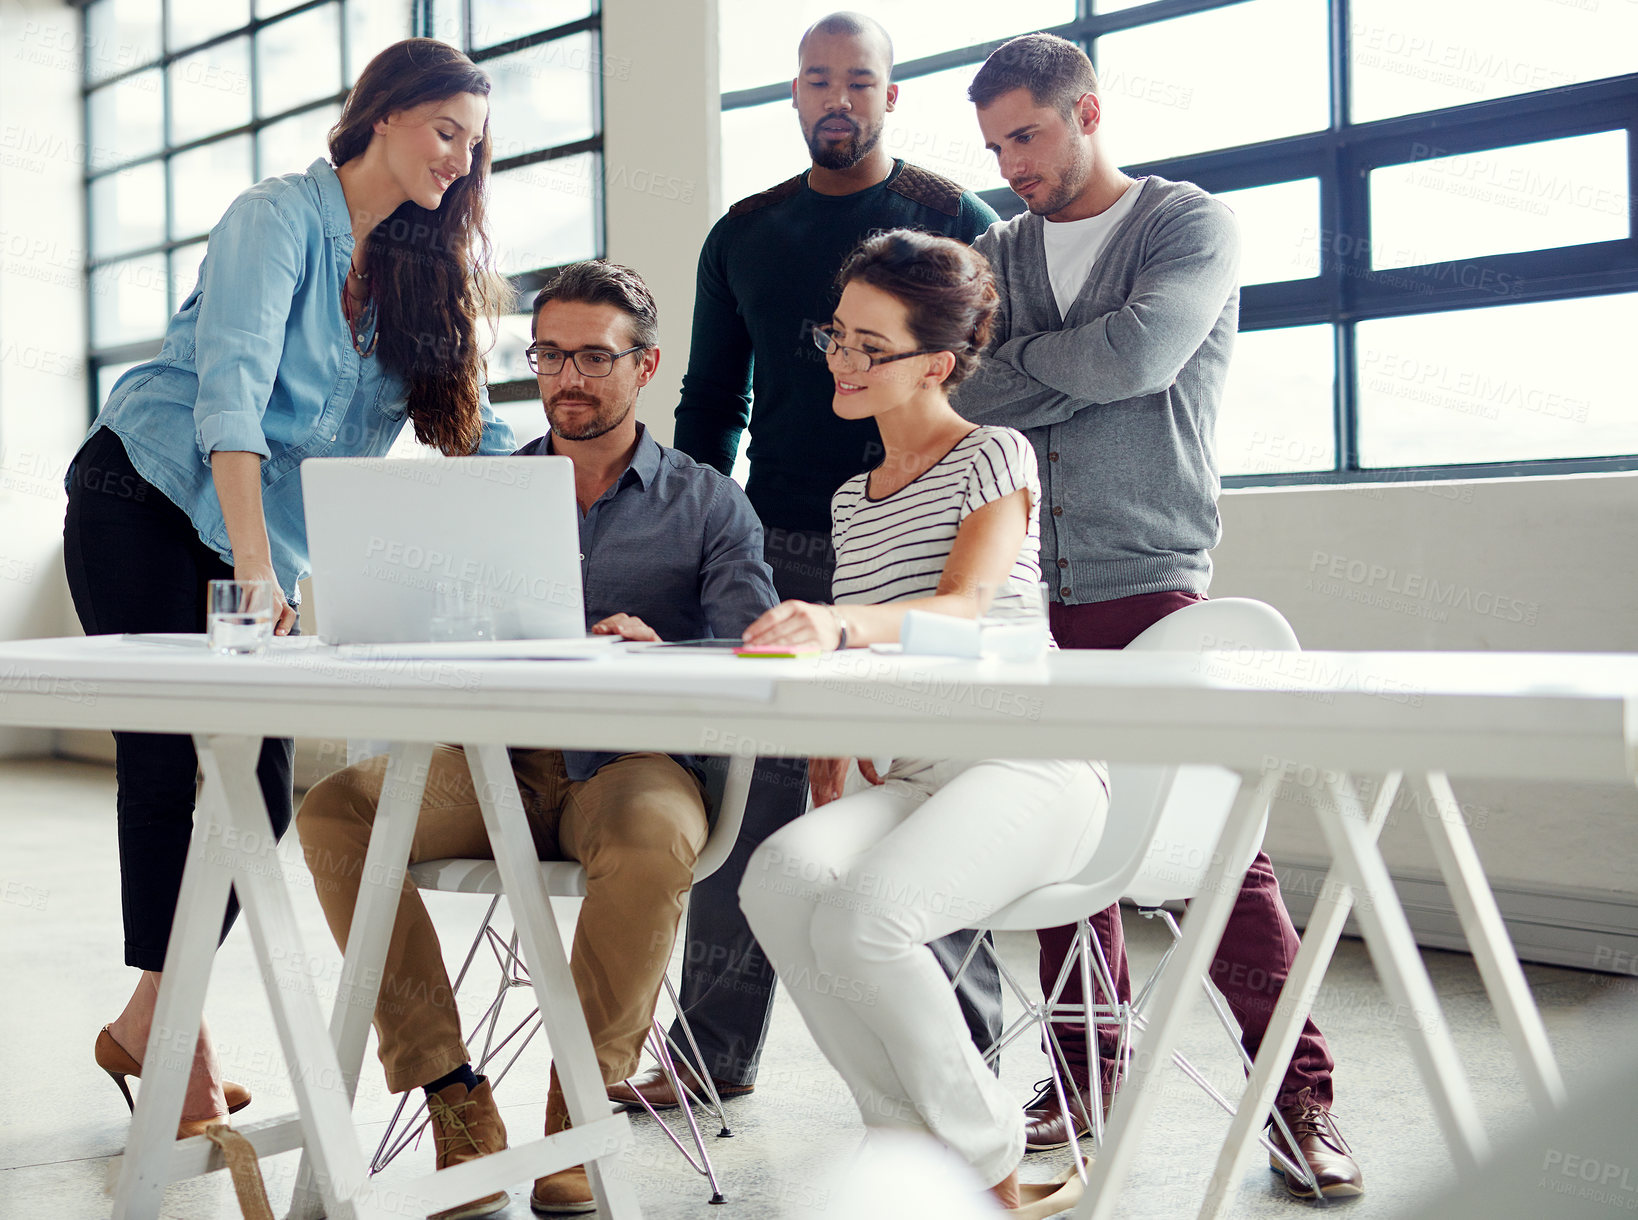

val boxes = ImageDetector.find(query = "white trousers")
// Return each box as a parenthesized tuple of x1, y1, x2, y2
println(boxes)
(739, 756, 1108, 1186)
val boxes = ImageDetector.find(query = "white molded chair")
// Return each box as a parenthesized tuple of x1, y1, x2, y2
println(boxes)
(952, 597, 1319, 1193)
(368, 751, 756, 1205)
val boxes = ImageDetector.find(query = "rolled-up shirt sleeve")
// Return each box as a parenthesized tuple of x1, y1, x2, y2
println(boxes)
(699, 479, 778, 635)
(192, 198, 303, 462)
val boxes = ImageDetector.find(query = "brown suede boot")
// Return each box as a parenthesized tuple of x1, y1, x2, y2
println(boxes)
(426, 1077, 510, 1220)
(530, 1084, 597, 1215)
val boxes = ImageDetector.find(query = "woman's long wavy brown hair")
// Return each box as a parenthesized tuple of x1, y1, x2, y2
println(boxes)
(329, 39, 509, 456)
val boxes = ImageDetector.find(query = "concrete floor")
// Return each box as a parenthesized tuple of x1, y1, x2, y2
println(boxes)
(2, 756, 1635, 1219)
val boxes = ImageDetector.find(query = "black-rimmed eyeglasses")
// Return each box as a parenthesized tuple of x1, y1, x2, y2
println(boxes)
(810, 324, 940, 374)
(526, 344, 645, 377)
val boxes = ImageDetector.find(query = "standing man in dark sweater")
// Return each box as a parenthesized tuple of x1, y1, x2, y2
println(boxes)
(956, 34, 1364, 1199)
(675, 16, 998, 579)
(607, 12, 1003, 1112)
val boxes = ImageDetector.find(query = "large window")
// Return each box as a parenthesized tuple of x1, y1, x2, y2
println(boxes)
(719, 0, 1638, 485)
(82, 0, 411, 414)
(80, 0, 605, 428)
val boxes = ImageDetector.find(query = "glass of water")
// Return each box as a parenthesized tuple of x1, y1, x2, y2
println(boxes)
(207, 580, 276, 656)
(429, 582, 496, 643)
(976, 580, 1051, 661)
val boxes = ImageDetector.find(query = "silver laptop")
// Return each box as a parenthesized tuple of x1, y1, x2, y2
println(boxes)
(301, 456, 585, 645)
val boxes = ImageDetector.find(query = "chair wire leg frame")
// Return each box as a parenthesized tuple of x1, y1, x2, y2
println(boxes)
(620, 986, 729, 1205)
(370, 905, 543, 1172)
(952, 915, 1319, 1198)
(655, 974, 733, 1138)
(951, 923, 1124, 1186)
(369, 904, 729, 1203)
(1130, 907, 1323, 1200)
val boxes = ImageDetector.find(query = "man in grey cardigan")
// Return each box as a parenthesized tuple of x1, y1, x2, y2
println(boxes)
(955, 33, 1364, 1199)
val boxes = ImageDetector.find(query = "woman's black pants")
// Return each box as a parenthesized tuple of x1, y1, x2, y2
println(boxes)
(63, 427, 294, 971)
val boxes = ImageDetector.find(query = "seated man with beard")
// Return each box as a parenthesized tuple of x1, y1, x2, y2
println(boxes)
(297, 260, 777, 1218)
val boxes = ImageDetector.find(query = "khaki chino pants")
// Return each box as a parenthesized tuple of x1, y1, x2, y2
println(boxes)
(297, 746, 707, 1093)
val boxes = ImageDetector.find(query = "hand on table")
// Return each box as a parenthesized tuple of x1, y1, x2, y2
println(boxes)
(743, 600, 842, 653)
(592, 613, 660, 642)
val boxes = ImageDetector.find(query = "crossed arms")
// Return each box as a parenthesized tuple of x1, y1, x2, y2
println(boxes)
(955, 196, 1240, 430)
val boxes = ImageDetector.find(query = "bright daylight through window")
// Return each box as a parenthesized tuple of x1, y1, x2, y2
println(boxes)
(718, 0, 1638, 485)
(80, 0, 606, 440)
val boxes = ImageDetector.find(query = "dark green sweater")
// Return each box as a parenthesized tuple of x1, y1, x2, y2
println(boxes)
(673, 160, 998, 533)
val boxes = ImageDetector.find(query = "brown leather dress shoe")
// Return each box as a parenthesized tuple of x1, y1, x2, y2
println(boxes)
(1023, 1078, 1109, 1151)
(427, 1077, 510, 1220)
(1267, 1088, 1364, 1199)
(605, 1063, 754, 1111)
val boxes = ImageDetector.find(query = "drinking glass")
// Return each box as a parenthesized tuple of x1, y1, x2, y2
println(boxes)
(429, 582, 496, 643)
(207, 580, 275, 656)
(976, 580, 1051, 661)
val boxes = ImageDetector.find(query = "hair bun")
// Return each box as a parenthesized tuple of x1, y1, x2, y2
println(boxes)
(837, 229, 998, 391)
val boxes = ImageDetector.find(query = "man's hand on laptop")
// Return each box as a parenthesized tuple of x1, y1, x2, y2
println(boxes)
(591, 613, 660, 643)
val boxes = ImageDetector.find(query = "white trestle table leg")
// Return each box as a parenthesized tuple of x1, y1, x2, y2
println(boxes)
(1197, 771, 1400, 1219)
(462, 743, 641, 1220)
(115, 735, 374, 1219)
(1308, 769, 1489, 1169)
(202, 734, 371, 1220)
(1073, 767, 1283, 1220)
(1413, 772, 1566, 1116)
(289, 742, 434, 1220)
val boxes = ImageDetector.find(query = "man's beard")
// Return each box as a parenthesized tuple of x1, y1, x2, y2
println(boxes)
(545, 391, 633, 441)
(1022, 144, 1094, 217)
(806, 114, 883, 171)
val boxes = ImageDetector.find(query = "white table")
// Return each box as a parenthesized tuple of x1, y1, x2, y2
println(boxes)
(1, 635, 1634, 1219)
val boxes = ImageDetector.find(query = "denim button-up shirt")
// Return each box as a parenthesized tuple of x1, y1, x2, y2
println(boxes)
(514, 424, 778, 780)
(78, 158, 515, 601)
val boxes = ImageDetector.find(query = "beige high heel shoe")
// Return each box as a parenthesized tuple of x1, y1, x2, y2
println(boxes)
(990, 1165, 1085, 1220)
(95, 1025, 249, 1138)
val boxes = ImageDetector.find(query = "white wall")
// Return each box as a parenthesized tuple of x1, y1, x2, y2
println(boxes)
(0, 1, 92, 756)
(1216, 475, 1638, 902)
(601, 0, 720, 448)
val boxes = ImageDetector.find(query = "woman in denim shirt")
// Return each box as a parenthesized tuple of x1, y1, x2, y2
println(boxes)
(68, 39, 517, 1135)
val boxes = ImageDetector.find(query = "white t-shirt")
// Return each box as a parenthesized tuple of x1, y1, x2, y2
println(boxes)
(1041, 179, 1143, 318)
(830, 425, 1042, 614)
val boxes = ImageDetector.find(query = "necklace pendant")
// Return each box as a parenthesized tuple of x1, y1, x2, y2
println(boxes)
(343, 282, 379, 358)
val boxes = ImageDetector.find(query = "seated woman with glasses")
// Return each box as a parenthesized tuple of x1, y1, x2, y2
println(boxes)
(737, 229, 1108, 1217)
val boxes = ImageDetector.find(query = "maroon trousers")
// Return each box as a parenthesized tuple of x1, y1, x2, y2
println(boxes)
(1042, 591, 1334, 1110)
